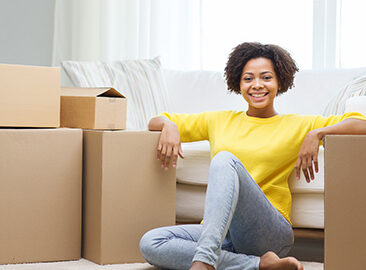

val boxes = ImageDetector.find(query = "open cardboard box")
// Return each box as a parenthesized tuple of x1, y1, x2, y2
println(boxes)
(61, 87, 127, 130)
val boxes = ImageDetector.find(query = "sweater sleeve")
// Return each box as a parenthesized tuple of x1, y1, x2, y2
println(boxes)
(311, 112, 366, 130)
(158, 111, 214, 142)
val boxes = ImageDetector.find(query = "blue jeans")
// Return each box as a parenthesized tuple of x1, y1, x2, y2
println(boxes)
(140, 151, 293, 270)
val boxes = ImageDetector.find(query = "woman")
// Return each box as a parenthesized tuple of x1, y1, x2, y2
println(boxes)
(140, 42, 366, 270)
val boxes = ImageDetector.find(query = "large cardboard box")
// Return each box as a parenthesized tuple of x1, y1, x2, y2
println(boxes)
(83, 130, 176, 264)
(0, 128, 82, 264)
(0, 64, 60, 127)
(61, 87, 127, 130)
(324, 135, 366, 270)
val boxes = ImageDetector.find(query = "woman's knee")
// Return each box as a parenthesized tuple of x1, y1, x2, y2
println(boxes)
(139, 227, 165, 263)
(277, 227, 294, 257)
(140, 225, 199, 267)
(211, 151, 238, 168)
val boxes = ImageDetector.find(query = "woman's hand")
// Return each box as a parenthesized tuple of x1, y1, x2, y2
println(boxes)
(157, 121, 184, 170)
(295, 130, 322, 182)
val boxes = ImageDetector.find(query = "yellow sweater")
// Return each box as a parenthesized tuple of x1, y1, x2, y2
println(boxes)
(161, 111, 366, 223)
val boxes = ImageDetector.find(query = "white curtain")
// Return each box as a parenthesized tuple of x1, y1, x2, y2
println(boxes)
(52, 0, 202, 70)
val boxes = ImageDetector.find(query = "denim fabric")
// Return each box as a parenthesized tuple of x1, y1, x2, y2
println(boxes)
(140, 151, 293, 270)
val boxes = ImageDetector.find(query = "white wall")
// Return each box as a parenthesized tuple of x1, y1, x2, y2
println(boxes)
(0, 0, 55, 66)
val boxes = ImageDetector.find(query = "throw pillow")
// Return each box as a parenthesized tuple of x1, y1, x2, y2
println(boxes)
(323, 72, 366, 116)
(61, 57, 171, 130)
(345, 96, 366, 116)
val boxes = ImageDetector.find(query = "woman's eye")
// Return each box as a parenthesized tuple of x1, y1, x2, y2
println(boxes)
(263, 76, 272, 80)
(244, 77, 252, 81)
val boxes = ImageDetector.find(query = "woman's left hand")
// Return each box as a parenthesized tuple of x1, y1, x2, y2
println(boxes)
(295, 130, 322, 182)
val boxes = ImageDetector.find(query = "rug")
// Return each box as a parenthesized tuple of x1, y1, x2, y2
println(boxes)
(0, 259, 323, 270)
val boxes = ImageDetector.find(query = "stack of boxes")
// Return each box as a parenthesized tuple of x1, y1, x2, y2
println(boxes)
(0, 64, 176, 265)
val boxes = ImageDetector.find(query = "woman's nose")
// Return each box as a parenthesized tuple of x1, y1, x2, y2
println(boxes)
(252, 79, 263, 89)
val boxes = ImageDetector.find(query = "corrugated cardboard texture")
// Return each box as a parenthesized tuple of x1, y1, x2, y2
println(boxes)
(61, 87, 126, 130)
(0, 64, 60, 127)
(83, 131, 176, 264)
(0, 128, 82, 264)
(324, 135, 366, 270)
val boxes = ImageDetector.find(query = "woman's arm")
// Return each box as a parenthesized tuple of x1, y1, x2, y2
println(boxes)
(148, 116, 172, 131)
(148, 116, 184, 170)
(296, 118, 366, 182)
(316, 118, 366, 138)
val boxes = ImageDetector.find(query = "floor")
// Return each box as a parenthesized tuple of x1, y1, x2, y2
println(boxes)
(0, 259, 323, 270)
(0, 235, 324, 270)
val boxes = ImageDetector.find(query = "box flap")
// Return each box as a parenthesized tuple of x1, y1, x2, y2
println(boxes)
(61, 87, 125, 98)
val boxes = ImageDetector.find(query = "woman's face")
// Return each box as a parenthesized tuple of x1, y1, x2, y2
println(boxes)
(240, 57, 279, 117)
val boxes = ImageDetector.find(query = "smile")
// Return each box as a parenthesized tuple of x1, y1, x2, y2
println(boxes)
(249, 92, 269, 97)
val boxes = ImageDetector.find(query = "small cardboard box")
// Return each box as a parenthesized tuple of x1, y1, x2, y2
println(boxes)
(0, 64, 60, 127)
(83, 130, 176, 264)
(61, 87, 127, 130)
(324, 135, 366, 270)
(0, 128, 82, 264)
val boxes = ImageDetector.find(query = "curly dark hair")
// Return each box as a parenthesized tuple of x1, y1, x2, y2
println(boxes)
(224, 42, 299, 95)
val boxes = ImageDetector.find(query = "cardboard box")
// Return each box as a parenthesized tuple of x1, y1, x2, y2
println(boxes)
(324, 135, 366, 270)
(0, 64, 60, 127)
(0, 128, 82, 264)
(61, 87, 127, 130)
(83, 130, 176, 264)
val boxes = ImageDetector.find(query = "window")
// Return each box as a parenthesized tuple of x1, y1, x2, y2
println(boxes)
(338, 0, 366, 68)
(199, 0, 365, 71)
(201, 0, 313, 71)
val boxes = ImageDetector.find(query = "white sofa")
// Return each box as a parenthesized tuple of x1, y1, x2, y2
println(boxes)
(163, 67, 366, 229)
(61, 60, 366, 230)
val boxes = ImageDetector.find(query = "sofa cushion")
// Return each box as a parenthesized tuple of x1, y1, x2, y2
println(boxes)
(178, 141, 325, 195)
(164, 68, 366, 116)
(177, 141, 210, 186)
(163, 69, 246, 114)
(176, 142, 325, 227)
(176, 182, 206, 223)
(176, 181, 324, 228)
(291, 193, 324, 228)
(61, 57, 170, 130)
(276, 68, 366, 115)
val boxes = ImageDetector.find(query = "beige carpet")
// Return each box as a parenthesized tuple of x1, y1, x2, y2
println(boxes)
(0, 259, 323, 270)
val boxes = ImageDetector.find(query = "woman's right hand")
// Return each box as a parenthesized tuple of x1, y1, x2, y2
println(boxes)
(158, 121, 184, 170)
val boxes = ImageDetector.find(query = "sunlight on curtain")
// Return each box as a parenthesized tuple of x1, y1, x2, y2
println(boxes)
(200, 0, 313, 71)
(52, 0, 201, 70)
(54, 0, 366, 71)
